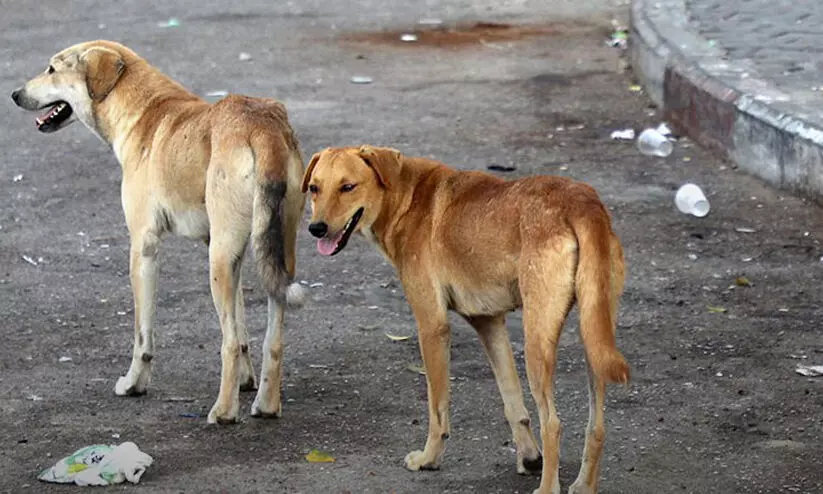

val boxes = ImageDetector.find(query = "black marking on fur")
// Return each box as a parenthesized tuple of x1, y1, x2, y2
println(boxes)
(254, 181, 289, 302)
(141, 353, 154, 363)
(240, 344, 249, 354)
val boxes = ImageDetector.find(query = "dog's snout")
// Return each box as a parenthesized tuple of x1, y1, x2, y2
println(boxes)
(11, 89, 21, 105)
(308, 222, 328, 238)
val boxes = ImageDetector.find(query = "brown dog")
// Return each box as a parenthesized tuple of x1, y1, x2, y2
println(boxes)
(11, 40, 307, 424)
(302, 146, 629, 494)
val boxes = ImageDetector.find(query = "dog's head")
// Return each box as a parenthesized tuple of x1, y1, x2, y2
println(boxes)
(11, 40, 126, 133)
(302, 146, 402, 256)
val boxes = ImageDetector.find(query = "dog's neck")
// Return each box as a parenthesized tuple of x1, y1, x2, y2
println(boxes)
(91, 57, 203, 164)
(367, 157, 448, 265)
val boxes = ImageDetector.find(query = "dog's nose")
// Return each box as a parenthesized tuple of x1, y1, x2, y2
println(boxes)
(308, 222, 328, 238)
(11, 89, 21, 104)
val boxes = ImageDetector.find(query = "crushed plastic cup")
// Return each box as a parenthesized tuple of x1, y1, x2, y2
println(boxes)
(675, 183, 710, 217)
(637, 128, 673, 157)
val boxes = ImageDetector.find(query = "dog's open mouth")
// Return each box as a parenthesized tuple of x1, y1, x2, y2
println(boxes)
(36, 101, 73, 133)
(317, 207, 364, 256)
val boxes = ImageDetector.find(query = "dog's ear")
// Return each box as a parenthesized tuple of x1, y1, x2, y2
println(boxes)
(358, 146, 401, 189)
(82, 47, 125, 101)
(301, 152, 322, 193)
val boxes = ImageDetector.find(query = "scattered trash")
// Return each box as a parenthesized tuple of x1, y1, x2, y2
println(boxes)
(350, 76, 373, 84)
(385, 333, 411, 342)
(418, 18, 443, 26)
(688, 253, 698, 260)
(205, 90, 229, 98)
(309, 282, 324, 288)
(400, 33, 418, 42)
(778, 308, 789, 313)
(38, 442, 153, 486)
(628, 84, 642, 92)
(164, 396, 195, 403)
(58, 356, 72, 363)
(610, 129, 635, 140)
(238, 52, 253, 62)
(487, 164, 517, 172)
(735, 227, 757, 234)
(607, 28, 628, 49)
(308, 364, 330, 369)
(675, 184, 710, 218)
(795, 364, 823, 377)
(178, 412, 201, 418)
(305, 449, 335, 463)
(734, 276, 752, 287)
(707, 306, 727, 314)
(157, 18, 180, 28)
(637, 128, 673, 157)
(367, 305, 379, 310)
(682, 157, 692, 162)
(715, 371, 723, 377)
(406, 363, 426, 375)
(111, 433, 120, 439)
(21, 255, 38, 267)
(656, 123, 672, 137)
(13, 174, 23, 182)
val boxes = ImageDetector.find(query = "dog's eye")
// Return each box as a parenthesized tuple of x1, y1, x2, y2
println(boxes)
(47, 65, 55, 74)
(340, 183, 357, 193)
(308, 184, 319, 194)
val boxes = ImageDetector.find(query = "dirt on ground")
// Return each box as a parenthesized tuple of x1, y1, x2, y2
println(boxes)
(1, 1, 822, 493)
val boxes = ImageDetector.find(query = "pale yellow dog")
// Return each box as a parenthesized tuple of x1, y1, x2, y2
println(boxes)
(12, 40, 307, 424)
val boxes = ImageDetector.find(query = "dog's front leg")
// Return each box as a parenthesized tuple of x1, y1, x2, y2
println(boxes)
(115, 233, 160, 396)
(403, 282, 451, 471)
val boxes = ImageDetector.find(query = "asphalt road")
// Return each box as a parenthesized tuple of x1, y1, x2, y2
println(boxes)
(1, 1, 822, 493)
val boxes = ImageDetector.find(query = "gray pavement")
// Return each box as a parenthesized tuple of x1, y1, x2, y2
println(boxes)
(2, 1, 823, 493)
(631, 0, 823, 203)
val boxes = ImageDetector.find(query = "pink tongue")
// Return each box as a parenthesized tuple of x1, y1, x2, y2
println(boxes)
(317, 230, 345, 256)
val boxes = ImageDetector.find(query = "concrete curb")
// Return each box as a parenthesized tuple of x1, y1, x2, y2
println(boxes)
(630, 0, 823, 202)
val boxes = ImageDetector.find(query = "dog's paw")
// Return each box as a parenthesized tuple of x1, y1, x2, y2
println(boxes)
(404, 450, 441, 471)
(568, 482, 595, 494)
(114, 375, 147, 396)
(250, 396, 282, 419)
(207, 403, 240, 425)
(517, 452, 543, 475)
(239, 375, 258, 392)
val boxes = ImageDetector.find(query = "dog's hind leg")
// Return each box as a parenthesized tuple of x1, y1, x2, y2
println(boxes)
(569, 233, 625, 494)
(206, 228, 249, 424)
(519, 237, 577, 494)
(235, 273, 258, 392)
(568, 366, 606, 494)
(115, 231, 161, 396)
(205, 157, 253, 425)
(465, 314, 542, 474)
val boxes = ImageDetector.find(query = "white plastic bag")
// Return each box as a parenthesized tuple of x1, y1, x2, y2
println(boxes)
(38, 442, 153, 486)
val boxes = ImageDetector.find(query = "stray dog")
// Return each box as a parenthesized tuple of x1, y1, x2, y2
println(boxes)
(302, 146, 629, 494)
(12, 40, 307, 424)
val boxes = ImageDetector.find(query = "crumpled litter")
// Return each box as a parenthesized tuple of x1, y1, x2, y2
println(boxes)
(38, 442, 153, 486)
(795, 364, 823, 377)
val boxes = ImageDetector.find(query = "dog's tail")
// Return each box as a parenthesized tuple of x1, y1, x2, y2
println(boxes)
(250, 132, 307, 309)
(570, 201, 629, 384)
